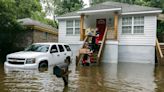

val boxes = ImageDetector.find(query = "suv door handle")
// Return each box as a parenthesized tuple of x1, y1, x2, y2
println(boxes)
(57, 54, 60, 56)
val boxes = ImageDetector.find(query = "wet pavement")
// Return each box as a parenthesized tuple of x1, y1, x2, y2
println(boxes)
(0, 60, 164, 92)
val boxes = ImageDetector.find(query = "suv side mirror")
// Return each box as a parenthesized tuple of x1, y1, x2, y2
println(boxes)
(50, 49, 57, 53)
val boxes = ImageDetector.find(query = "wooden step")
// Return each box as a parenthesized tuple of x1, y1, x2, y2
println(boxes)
(160, 45, 164, 54)
(160, 45, 164, 48)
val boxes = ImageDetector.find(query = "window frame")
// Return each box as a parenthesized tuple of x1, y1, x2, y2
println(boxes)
(133, 16, 144, 34)
(74, 20, 80, 35)
(58, 45, 65, 52)
(66, 20, 74, 35)
(64, 45, 71, 51)
(122, 16, 144, 35)
(50, 45, 58, 53)
(66, 19, 80, 36)
(122, 16, 132, 34)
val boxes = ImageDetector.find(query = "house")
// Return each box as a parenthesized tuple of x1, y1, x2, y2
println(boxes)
(15, 18, 58, 50)
(57, 1, 162, 64)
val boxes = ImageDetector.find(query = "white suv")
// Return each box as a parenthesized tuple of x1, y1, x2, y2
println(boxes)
(4, 43, 73, 69)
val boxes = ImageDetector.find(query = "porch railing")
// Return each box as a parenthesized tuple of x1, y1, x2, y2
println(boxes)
(76, 36, 89, 66)
(156, 38, 163, 65)
(97, 26, 108, 64)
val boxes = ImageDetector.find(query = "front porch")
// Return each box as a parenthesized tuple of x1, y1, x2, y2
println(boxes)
(79, 11, 119, 41)
(76, 10, 120, 65)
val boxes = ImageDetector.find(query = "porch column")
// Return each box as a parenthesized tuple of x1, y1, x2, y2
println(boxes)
(114, 12, 118, 40)
(80, 14, 85, 41)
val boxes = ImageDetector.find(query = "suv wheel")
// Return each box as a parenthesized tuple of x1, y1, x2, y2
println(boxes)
(65, 57, 71, 65)
(39, 61, 48, 72)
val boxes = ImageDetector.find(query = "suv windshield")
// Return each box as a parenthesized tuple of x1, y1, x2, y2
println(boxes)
(24, 44, 50, 52)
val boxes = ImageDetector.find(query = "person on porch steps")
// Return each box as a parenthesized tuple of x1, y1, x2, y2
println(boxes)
(95, 31, 100, 51)
(82, 42, 92, 66)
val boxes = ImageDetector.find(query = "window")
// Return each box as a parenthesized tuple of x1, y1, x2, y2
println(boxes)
(66, 20, 80, 35)
(66, 20, 73, 35)
(122, 16, 144, 34)
(64, 45, 71, 51)
(58, 45, 65, 52)
(134, 16, 144, 34)
(75, 20, 80, 35)
(50, 45, 58, 53)
(122, 17, 132, 34)
(25, 44, 49, 52)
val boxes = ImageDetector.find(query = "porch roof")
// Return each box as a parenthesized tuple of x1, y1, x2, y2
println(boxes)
(57, 1, 162, 19)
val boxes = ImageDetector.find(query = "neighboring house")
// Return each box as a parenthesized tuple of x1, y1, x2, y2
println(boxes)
(57, 1, 162, 64)
(15, 18, 58, 50)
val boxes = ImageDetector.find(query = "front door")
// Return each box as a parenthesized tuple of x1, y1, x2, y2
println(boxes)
(96, 19, 106, 40)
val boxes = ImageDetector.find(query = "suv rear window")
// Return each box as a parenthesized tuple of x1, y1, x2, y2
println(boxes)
(58, 45, 65, 52)
(64, 45, 71, 51)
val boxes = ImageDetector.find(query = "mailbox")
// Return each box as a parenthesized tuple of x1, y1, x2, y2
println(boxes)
(53, 63, 69, 78)
(53, 62, 70, 86)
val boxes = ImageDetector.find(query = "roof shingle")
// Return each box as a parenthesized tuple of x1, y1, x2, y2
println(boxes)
(59, 1, 162, 17)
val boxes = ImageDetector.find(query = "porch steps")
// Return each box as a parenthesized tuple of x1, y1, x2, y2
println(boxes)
(76, 27, 108, 66)
(156, 38, 164, 65)
(160, 45, 164, 52)
(90, 53, 98, 63)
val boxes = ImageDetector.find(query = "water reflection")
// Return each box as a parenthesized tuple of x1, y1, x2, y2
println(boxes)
(154, 65, 164, 92)
(1, 62, 164, 92)
(76, 63, 156, 92)
(116, 63, 155, 92)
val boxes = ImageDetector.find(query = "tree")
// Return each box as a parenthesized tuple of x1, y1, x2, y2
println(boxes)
(40, 0, 55, 18)
(0, 0, 58, 60)
(0, 0, 24, 58)
(15, 0, 42, 19)
(0, 0, 20, 31)
(52, 0, 84, 15)
(14, 0, 57, 28)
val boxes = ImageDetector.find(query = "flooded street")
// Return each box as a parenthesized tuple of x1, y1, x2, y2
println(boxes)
(0, 60, 164, 92)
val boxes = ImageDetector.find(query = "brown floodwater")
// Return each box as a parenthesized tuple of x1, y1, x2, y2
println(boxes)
(1, 60, 164, 92)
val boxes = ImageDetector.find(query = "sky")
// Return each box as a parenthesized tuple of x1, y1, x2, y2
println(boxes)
(83, 0, 90, 8)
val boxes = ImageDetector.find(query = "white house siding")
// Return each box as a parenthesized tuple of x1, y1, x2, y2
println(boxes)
(69, 44, 82, 60)
(118, 15, 157, 64)
(58, 19, 83, 60)
(102, 41, 118, 63)
(118, 45, 155, 64)
(118, 15, 157, 46)
(58, 19, 82, 44)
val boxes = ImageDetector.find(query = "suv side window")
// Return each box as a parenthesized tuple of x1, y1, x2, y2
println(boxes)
(58, 45, 65, 52)
(50, 45, 58, 53)
(64, 45, 71, 51)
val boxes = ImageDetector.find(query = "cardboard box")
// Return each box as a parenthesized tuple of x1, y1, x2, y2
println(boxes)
(79, 48, 91, 54)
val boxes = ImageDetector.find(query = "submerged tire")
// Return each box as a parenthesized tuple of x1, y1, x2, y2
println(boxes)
(38, 61, 48, 71)
(65, 57, 71, 65)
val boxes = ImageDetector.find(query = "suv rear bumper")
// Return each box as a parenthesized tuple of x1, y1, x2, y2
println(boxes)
(4, 62, 38, 69)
